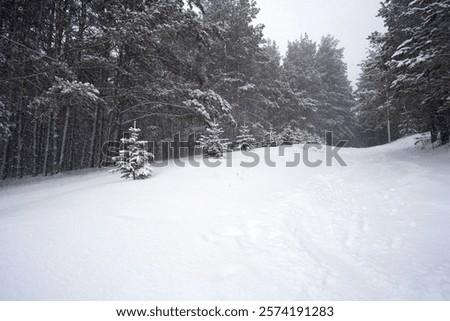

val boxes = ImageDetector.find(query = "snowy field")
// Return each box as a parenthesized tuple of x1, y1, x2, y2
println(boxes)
(1, 134, 450, 300)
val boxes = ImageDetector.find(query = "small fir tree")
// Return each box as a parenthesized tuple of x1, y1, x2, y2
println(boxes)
(262, 125, 279, 147)
(197, 119, 230, 158)
(279, 125, 298, 145)
(114, 125, 153, 180)
(293, 128, 323, 144)
(235, 124, 256, 150)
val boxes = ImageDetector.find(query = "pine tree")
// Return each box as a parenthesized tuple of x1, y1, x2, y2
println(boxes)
(354, 36, 390, 146)
(115, 125, 153, 180)
(315, 35, 357, 141)
(235, 124, 256, 150)
(376, 0, 450, 144)
(201, 0, 266, 125)
(197, 119, 230, 158)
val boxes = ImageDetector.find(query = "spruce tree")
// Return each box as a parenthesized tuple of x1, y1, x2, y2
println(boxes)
(115, 125, 153, 180)
(235, 124, 256, 150)
(315, 35, 357, 141)
(197, 119, 230, 158)
(294, 128, 323, 144)
(279, 125, 298, 145)
(354, 37, 389, 146)
(381, 0, 450, 144)
(262, 125, 279, 147)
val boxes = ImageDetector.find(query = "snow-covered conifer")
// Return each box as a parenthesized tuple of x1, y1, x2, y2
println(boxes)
(197, 119, 229, 158)
(235, 124, 256, 150)
(262, 125, 279, 147)
(279, 125, 298, 145)
(114, 125, 153, 180)
(294, 128, 323, 144)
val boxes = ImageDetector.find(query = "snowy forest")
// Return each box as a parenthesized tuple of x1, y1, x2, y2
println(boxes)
(0, 0, 449, 179)
(355, 0, 450, 146)
(1, 0, 450, 304)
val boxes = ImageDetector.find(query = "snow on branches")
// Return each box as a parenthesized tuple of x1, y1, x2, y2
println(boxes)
(113, 125, 154, 180)
(184, 89, 236, 126)
(197, 119, 230, 158)
(235, 124, 256, 151)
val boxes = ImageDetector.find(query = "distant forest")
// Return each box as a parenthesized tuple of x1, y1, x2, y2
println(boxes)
(0, 0, 448, 179)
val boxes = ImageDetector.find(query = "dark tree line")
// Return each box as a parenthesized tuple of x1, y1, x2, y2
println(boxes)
(0, 0, 357, 179)
(355, 0, 450, 146)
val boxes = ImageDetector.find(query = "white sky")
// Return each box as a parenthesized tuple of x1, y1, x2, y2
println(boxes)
(254, 0, 386, 86)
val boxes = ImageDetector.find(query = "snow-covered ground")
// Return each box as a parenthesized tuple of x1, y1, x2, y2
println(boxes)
(1, 134, 449, 300)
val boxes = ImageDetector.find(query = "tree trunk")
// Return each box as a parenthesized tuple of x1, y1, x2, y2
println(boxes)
(54, 0, 64, 57)
(51, 111, 58, 174)
(16, 112, 23, 178)
(16, 86, 24, 178)
(67, 107, 77, 171)
(112, 47, 123, 141)
(77, 0, 87, 63)
(38, 121, 45, 174)
(89, 104, 99, 167)
(80, 138, 87, 168)
(1, 136, 11, 180)
(32, 107, 39, 176)
(96, 108, 104, 167)
(43, 112, 53, 176)
(59, 105, 70, 171)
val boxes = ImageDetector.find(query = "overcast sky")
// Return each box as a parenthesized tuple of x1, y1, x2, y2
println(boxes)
(254, 0, 386, 87)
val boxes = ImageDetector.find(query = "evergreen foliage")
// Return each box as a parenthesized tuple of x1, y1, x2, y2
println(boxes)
(355, 0, 450, 145)
(197, 119, 229, 158)
(1, 0, 362, 179)
(278, 125, 298, 145)
(114, 126, 153, 180)
(262, 125, 279, 147)
(235, 124, 256, 150)
(280, 34, 357, 141)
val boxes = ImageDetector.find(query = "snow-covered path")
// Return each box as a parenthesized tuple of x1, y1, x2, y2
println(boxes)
(1, 135, 450, 300)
